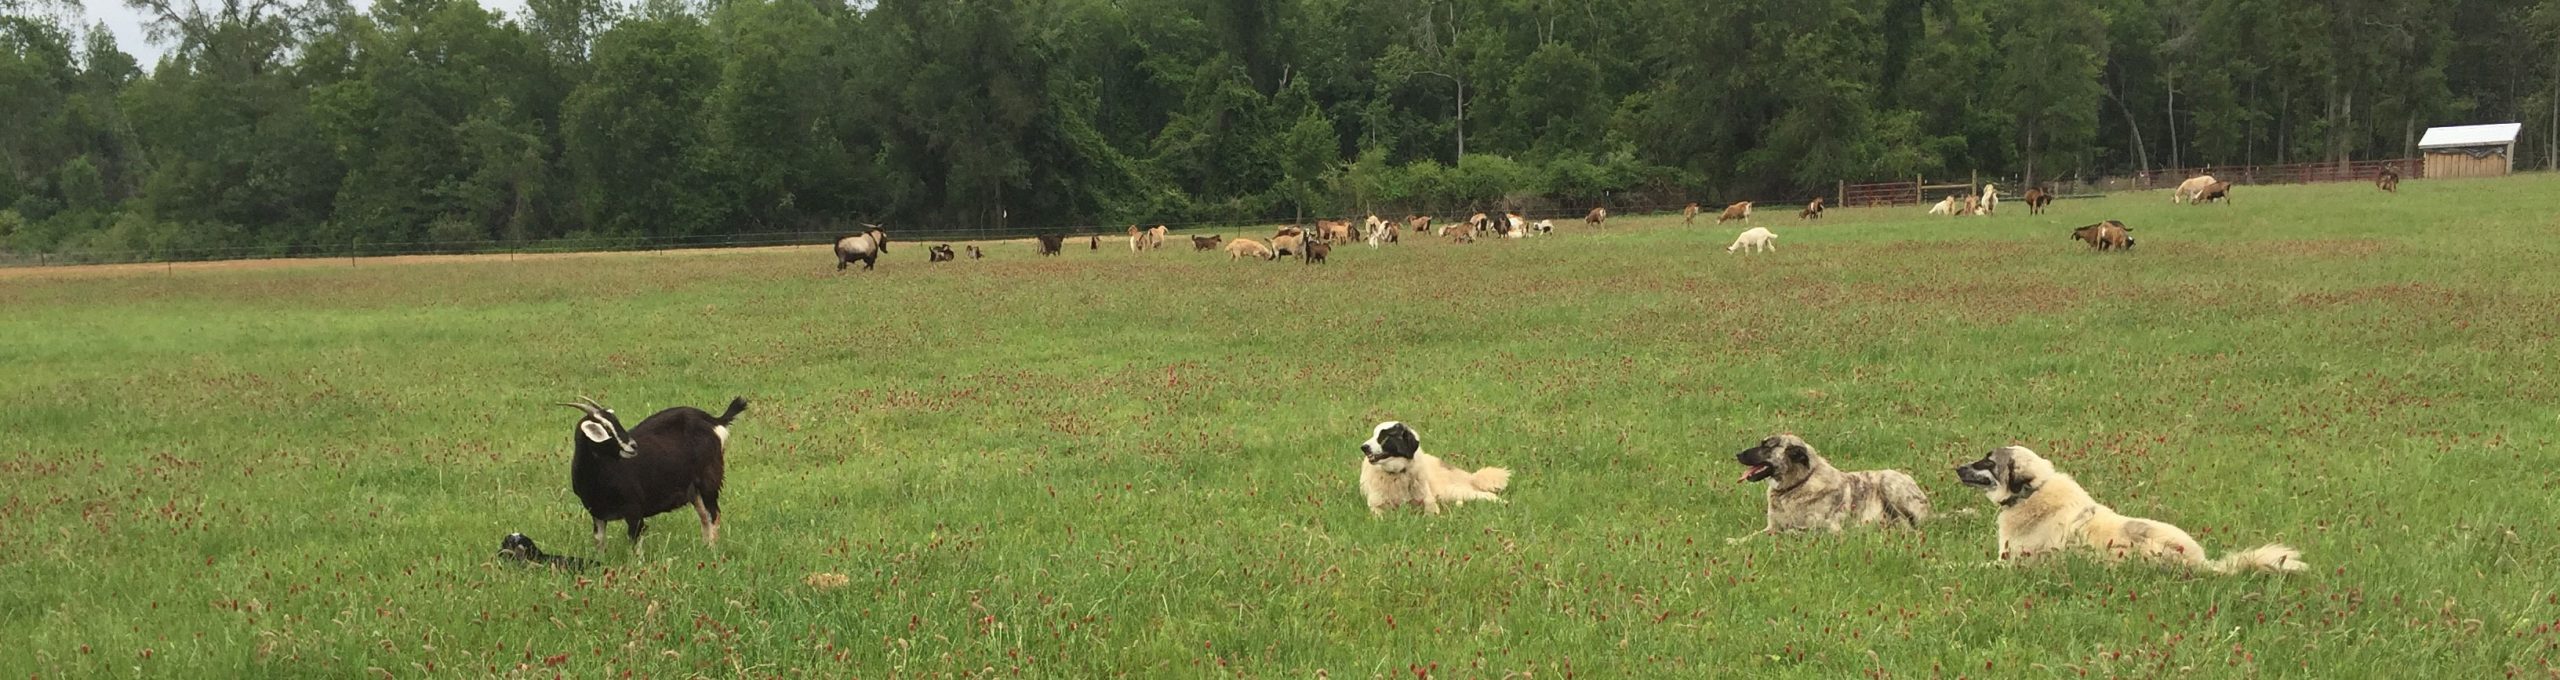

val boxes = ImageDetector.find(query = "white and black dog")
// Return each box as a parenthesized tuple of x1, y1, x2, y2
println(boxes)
(1357, 421, 1512, 515)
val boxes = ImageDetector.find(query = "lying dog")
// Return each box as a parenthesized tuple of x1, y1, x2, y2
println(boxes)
(1730, 434, 1928, 541)
(1358, 421, 1510, 515)
(1955, 446, 2305, 573)
(498, 533, 597, 571)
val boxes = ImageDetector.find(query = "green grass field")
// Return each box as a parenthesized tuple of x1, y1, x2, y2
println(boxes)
(5, 176, 2560, 678)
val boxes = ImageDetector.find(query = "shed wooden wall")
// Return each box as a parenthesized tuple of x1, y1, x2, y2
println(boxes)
(2423, 147, 2512, 178)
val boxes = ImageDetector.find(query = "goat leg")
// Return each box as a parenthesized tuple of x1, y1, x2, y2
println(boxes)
(692, 497, 720, 545)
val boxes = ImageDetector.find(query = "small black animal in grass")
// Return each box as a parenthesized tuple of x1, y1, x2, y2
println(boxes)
(498, 533, 598, 571)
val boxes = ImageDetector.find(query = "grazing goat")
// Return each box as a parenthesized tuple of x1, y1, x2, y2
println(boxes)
(1191, 234, 1224, 251)
(928, 244, 955, 262)
(1317, 220, 1355, 245)
(833, 226, 888, 271)
(966, 245, 984, 259)
(2071, 220, 2132, 251)
(1226, 237, 1276, 260)
(1727, 227, 1776, 253)
(1035, 233, 1065, 256)
(1272, 232, 1306, 257)
(2375, 166, 2401, 193)
(561, 396, 746, 555)
(1127, 225, 1167, 251)
(2193, 181, 2232, 205)
(1684, 202, 1702, 225)
(2173, 175, 2219, 204)
(1366, 222, 1398, 248)
(2023, 187, 2053, 214)
(1717, 201, 1753, 224)
(1504, 212, 1528, 238)
(1533, 219, 1554, 236)
(1585, 206, 1608, 227)
(1406, 215, 1432, 236)
(1799, 197, 1825, 219)
(1304, 239, 1331, 264)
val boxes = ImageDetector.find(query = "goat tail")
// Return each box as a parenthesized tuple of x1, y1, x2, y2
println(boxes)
(715, 397, 749, 425)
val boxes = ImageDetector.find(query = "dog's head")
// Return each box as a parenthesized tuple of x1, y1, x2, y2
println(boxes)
(1360, 421, 1422, 473)
(1734, 434, 1820, 485)
(1955, 445, 2053, 503)
(498, 532, 539, 560)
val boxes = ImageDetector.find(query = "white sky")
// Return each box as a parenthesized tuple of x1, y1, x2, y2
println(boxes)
(62, 0, 531, 67)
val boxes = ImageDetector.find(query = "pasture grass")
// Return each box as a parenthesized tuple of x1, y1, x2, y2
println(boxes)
(4, 176, 2560, 677)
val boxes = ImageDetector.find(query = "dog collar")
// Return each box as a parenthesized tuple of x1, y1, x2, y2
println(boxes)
(1769, 475, 1810, 495)
(1997, 484, 2038, 507)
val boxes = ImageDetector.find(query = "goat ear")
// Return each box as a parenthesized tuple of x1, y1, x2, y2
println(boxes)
(579, 420, 614, 444)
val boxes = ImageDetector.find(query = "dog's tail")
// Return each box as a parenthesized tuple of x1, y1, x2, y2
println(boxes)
(2208, 544, 2307, 574)
(1469, 467, 1512, 493)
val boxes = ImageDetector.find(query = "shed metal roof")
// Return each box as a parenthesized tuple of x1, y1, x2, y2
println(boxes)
(2418, 123, 2521, 149)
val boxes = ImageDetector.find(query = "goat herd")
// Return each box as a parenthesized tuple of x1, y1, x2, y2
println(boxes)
(825, 167, 2406, 270)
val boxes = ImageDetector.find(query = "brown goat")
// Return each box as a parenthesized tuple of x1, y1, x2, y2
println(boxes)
(2023, 187, 2053, 214)
(2375, 167, 2400, 193)
(1316, 219, 1355, 245)
(2070, 220, 2132, 251)
(1585, 206, 1608, 227)
(1798, 197, 1825, 220)
(1716, 201, 1753, 224)
(2193, 181, 2232, 205)
(1303, 239, 1331, 264)
(1191, 234, 1224, 251)
(1683, 202, 1701, 225)
(1036, 233, 1065, 256)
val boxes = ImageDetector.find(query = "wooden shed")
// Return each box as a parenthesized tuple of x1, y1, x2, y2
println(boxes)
(2417, 123, 2520, 179)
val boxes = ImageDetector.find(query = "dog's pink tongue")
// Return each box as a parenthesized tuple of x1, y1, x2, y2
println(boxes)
(1738, 464, 1768, 483)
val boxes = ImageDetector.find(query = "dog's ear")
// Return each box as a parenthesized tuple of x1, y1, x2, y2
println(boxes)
(1382, 424, 1420, 458)
(1785, 444, 1810, 464)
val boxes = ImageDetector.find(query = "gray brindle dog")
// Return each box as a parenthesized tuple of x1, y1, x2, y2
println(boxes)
(1730, 434, 1931, 542)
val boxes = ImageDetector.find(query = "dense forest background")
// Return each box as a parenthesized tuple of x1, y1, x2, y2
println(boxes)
(4, 0, 2556, 255)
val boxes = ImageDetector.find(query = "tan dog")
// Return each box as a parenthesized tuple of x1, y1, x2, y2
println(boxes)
(1225, 237, 1275, 260)
(1955, 446, 2306, 573)
(1730, 434, 1928, 542)
(1357, 422, 1510, 515)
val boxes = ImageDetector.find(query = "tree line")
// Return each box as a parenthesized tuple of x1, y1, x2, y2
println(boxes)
(3, 0, 2555, 257)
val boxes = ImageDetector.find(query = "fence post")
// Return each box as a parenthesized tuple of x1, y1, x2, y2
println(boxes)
(1913, 175, 1922, 205)
(1836, 180, 1845, 209)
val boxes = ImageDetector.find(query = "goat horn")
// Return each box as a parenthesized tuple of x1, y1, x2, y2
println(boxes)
(558, 397, 605, 416)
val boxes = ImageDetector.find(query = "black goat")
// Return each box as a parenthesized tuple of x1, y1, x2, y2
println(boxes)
(560, 396, 746, 555)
